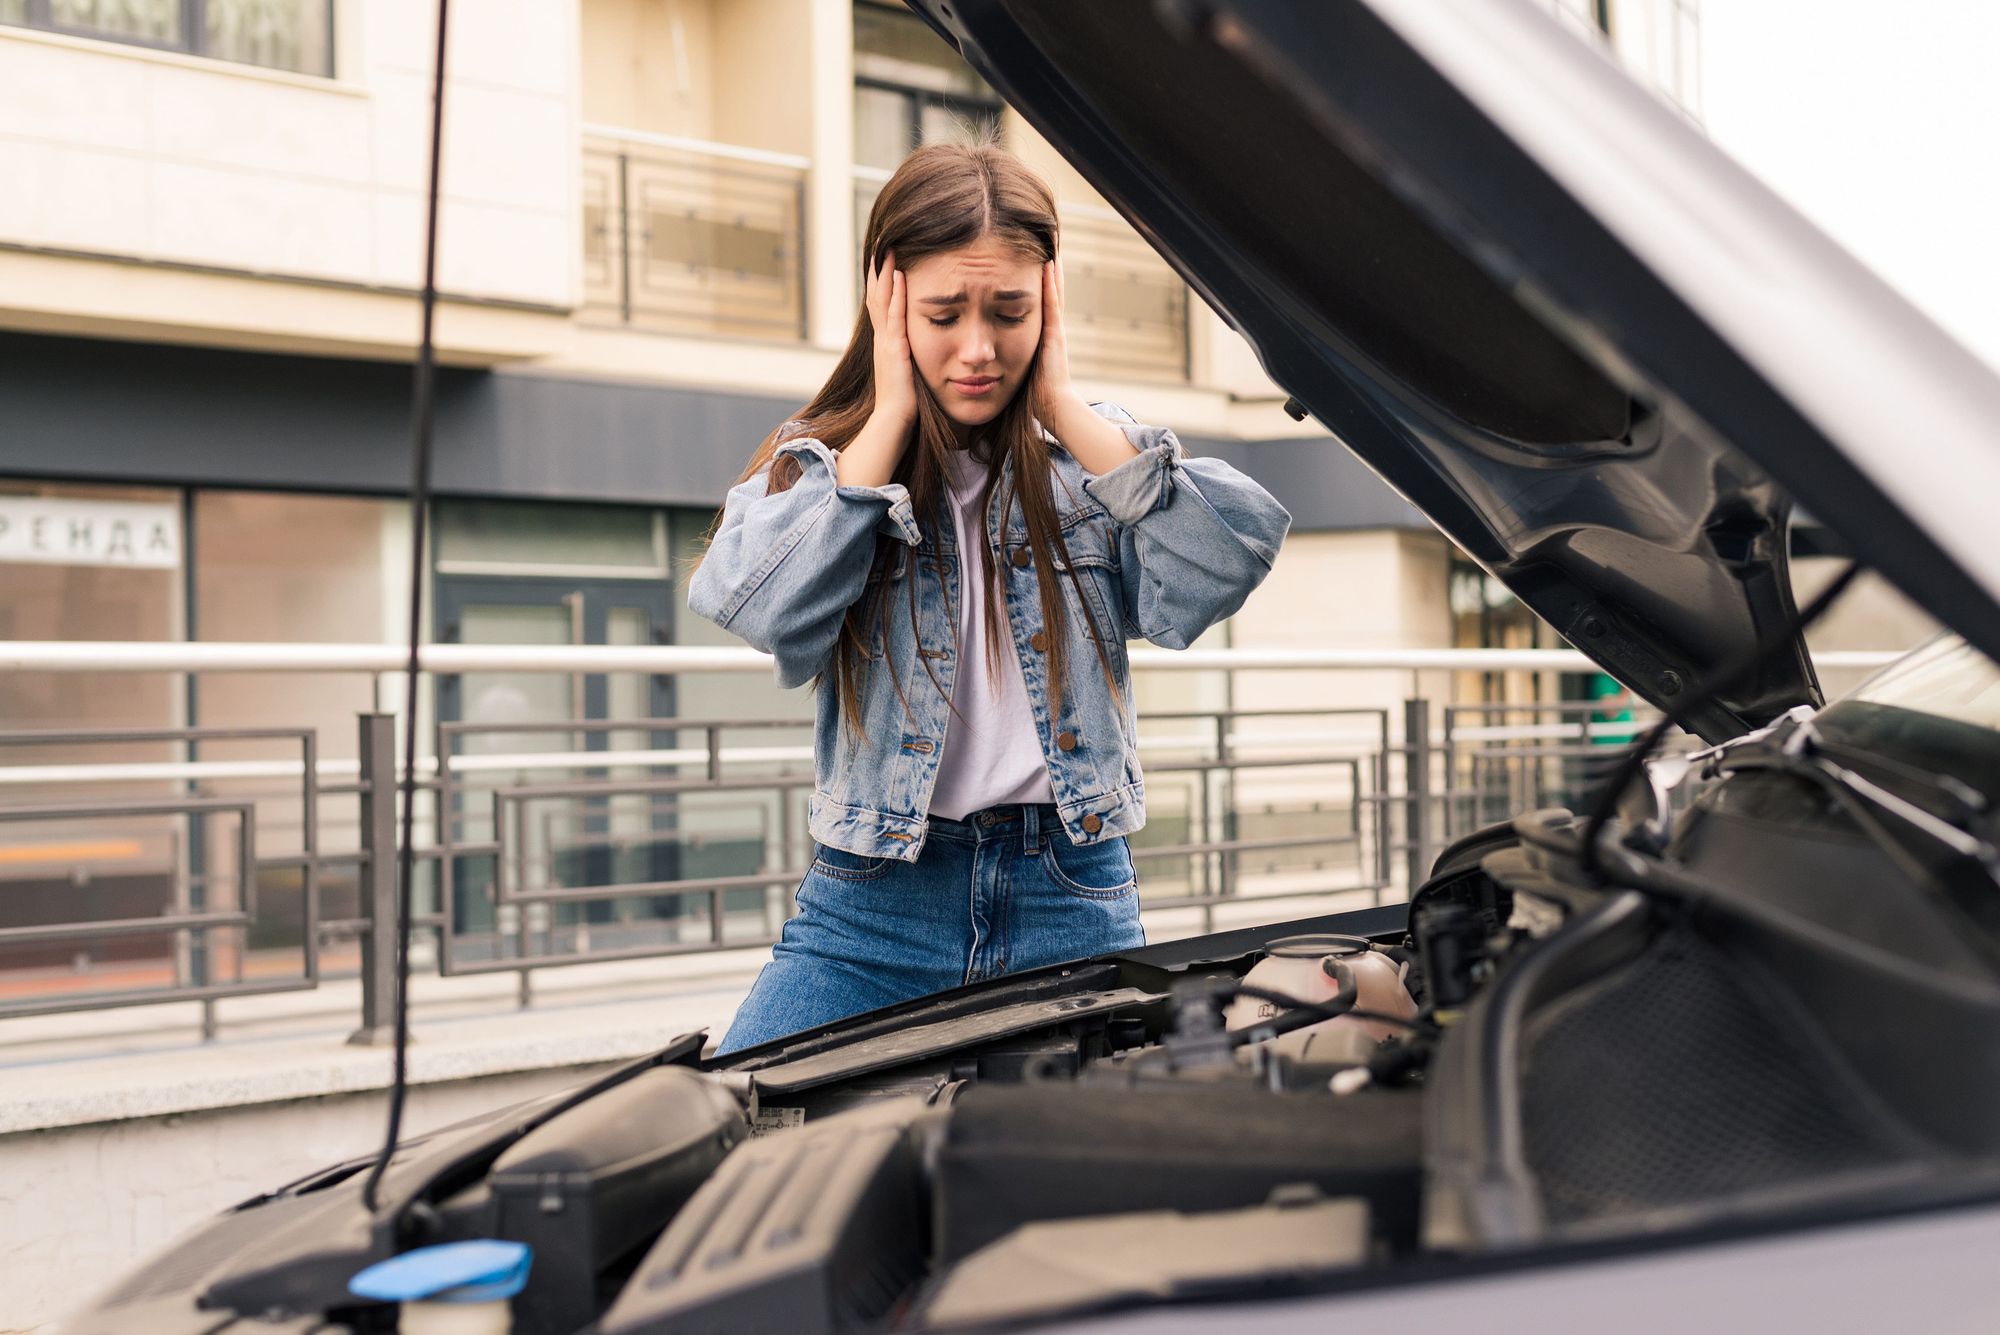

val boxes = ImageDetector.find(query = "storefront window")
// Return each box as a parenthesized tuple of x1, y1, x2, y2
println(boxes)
(192, 491, 409, 961)
(194, 490, 406, 778)
(0, 482, 185, 989)
(0, 482, 183, 736)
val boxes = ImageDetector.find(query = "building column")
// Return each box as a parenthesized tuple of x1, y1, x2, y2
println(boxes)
(806, 0, 858, 350)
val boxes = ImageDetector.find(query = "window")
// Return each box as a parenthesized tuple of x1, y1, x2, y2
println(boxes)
(0, 481, 184, 737)
(1, 0, 333, 77)
(853, 0, 1003, 170)
(435, 500, 665, 579)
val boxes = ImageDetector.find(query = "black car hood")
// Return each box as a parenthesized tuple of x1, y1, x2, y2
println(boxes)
(907, 0, 2000, 743)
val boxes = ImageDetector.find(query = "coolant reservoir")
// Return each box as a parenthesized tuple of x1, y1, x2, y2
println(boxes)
(1223, 934, 1418, 1042)
(349, 1240, 532, 1335)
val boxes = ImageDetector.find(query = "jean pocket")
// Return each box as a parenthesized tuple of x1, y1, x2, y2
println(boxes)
(1043, 834, 1137, 900)
(810, 842, 893, 882)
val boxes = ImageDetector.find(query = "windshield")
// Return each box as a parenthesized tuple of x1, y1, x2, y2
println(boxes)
(1841, 633, 2000, 731)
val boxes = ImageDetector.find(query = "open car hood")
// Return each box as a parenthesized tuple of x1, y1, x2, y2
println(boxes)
(907, 0, 2000, 742)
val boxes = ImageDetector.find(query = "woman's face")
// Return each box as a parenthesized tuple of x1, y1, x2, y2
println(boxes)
(902, 236, 1045, 433)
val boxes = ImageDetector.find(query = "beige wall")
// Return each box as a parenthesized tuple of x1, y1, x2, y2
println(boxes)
(579, 0, 822, 155)
(1003, 106, 1106, 211)
(1228, 526, 1455, 742)
(0, 0, 580, 358)
(580, 0, 717, 140)
(0, 0, 1298, 401)
(711, 0, 815, 156)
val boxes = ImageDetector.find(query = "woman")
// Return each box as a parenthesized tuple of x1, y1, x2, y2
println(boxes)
(689, 142, 1290, 1053)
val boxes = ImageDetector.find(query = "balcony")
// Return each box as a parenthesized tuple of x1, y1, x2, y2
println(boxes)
(1057, 203, 1193, 382)
(576, 137, 1190, 379)
(581, 127, 809, 342)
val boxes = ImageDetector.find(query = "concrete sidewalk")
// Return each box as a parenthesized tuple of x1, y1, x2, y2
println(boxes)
(0, 948, 768, 1334)
(0, 947, 770, 1136)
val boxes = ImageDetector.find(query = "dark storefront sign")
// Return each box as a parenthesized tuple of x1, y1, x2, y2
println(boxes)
(0, 331, 1426, 533)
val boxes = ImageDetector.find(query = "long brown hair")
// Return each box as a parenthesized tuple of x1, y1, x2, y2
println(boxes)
(698, 141, 1119, 734)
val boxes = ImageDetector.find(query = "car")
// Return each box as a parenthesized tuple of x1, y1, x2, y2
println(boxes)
(69, 2, 2000, 1332)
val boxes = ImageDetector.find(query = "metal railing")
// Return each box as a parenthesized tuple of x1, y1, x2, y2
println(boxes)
(582, 126, 810, 341)
(0, 644, 1899, 1039)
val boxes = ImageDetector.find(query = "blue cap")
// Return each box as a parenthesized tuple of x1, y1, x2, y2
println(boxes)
(349, 1240, 533, 1304)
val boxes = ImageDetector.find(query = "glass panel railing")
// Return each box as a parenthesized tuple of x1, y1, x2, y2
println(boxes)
(583, 130, 809, 343)
(1058, 206, 1192, 383)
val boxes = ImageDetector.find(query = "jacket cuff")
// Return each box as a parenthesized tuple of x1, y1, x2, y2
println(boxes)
(1081, 424, 1187, 525)
(776, 436, 923, 545)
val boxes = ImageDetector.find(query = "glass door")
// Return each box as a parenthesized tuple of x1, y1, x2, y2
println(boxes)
(435, 579, 674, 958)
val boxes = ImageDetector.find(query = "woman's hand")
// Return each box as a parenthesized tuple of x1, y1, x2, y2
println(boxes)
(866, 250, 917, 431)
(1031, 255, 1076, 427)
(841, 251, 917, 488)
(1034, 255, 1141, 476)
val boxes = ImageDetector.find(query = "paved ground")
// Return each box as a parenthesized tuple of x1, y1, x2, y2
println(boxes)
(0, 948, 766, 1136)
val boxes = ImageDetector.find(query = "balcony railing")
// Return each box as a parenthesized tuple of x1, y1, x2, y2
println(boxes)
(0, 643, 1900, 1040)
(1055, 203, 1192, 382)
(582, 126, 809, 342)
(574, 139, 1188, 370)
(854, 168, 1191, 383)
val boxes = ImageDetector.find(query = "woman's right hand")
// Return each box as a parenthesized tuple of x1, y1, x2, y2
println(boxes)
(865, 250, 916, 430)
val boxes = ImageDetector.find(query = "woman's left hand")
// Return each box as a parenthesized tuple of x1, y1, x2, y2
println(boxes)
(1033, 254, 1142, 475)
(1032, 256, 1076, 426)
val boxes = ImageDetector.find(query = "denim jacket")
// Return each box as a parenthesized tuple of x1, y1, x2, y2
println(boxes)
(687, 403, 1291, 860)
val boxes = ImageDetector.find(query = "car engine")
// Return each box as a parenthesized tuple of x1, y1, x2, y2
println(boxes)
(69, 786, 2000, 1335)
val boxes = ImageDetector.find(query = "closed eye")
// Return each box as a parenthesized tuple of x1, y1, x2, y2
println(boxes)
(926, 312, 1030, 329)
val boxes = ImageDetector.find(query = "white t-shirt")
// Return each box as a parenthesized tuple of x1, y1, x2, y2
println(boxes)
(928, 448, 1057, 820)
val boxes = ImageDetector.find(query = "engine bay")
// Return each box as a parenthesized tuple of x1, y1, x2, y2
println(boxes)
(69, 792, 2000, 1335)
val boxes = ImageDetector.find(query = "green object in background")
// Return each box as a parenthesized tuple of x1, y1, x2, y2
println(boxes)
(1587, 672, 1637, 746)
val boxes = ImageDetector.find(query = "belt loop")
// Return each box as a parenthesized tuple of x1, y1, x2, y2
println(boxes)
(1023, 803, 1041, 849)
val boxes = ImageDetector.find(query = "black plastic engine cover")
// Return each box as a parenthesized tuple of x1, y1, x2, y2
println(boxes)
(486, 1066, 747, 1332)
(597, 1097, 934, 1335)
(933, 1081, 1424, 1260)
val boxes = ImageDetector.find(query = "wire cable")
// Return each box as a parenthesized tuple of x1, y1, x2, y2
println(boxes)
(1224, 967, 1357, 1046)
(361, 0, 450, 1216)
(1230, 987, 1430, 1038)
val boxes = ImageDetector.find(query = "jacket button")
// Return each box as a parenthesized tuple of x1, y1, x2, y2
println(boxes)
(1081, 813, 1102, 834)
(1030, 631, 1049, 652)
(1056, 730, 1078, 751)
(1011, 547, 1032, 568)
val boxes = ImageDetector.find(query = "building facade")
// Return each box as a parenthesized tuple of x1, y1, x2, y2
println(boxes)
(0, 0, 1453, 736)
(0, 0, 1439, 968)
(0, 1, 1924, 969)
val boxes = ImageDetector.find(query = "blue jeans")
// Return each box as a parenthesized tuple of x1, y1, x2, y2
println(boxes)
(716, 803, 1145, 1054)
